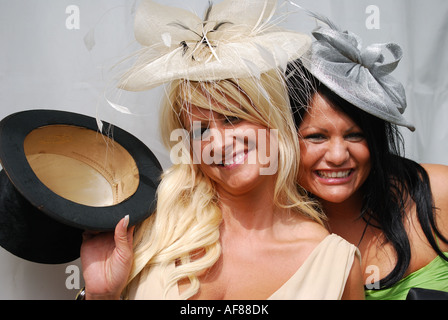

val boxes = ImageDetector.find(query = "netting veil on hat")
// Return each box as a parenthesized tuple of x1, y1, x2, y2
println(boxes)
(300, 15, 415, 131)
(119, 0, 311, 91)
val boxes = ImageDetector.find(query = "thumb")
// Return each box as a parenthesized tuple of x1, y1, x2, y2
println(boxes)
(114, 215, 134, 259)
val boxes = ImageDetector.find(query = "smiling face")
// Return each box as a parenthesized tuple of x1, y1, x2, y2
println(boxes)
(297, 93, 371, 205)
(183, 104, 277, 196)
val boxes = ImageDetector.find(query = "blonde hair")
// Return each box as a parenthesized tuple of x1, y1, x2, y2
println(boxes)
(124, 70, 325, 299)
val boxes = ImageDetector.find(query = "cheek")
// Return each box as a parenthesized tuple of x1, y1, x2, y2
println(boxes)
(353, 146, 372, 180)
(298, 142, 320, 186)
(191, 139, 218, 165)
(298, 142, 321, 171)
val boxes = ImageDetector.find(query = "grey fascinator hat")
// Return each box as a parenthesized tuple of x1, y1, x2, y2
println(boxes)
(301, 17, 415, 131)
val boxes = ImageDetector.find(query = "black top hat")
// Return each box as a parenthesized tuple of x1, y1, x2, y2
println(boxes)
(0, 109, 162, 264)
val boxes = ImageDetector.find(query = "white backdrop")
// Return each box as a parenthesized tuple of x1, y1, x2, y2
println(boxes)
(0, 0, 447, 299)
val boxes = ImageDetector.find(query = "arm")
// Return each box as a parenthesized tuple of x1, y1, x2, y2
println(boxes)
(80, 215, 135, 300)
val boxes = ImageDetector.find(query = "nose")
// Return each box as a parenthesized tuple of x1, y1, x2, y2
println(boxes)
(325, 138, 349, 166)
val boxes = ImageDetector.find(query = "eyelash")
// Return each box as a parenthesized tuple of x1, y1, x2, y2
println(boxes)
(223, 116, 241, 125)
(303, 133, 325, 140)
(190, 116, 242, 140)
(346, 132, 365, 139)
(302, 132, 365, 142)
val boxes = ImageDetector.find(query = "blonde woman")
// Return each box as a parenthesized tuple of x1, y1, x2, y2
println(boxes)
(80, 0, 364, 300)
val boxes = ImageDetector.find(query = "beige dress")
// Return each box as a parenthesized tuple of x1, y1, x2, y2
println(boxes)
(128, 234, 360, 300)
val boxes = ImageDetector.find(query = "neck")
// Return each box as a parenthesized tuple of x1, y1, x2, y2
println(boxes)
(319, 191, 367, 245)
(322, 200, 361, 221)
(216, 178, 279, 232)
(320, 190, 364, 220)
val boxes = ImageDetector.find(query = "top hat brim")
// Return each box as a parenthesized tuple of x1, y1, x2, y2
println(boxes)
(0, 109, 163, 264)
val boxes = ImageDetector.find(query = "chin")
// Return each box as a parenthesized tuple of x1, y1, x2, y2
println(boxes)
(309, 188, 353, 204)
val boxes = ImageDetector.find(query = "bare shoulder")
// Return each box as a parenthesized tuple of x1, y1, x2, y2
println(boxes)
(421, 163, 448, 248)
(279, 218, 331, 270)
(295, 217, 330, 245)
(421, 163, 448, 181)
(421, 163, 448, 205)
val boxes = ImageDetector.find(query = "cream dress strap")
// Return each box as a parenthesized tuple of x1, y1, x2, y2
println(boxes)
(268, 233, 360, 300)
(128, 234, 360, 300)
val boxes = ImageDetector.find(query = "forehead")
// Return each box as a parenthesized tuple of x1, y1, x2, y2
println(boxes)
(180, 91, 243, 125)
(181, 104, 228, 131)
(184, 105, 217, 120)
(300, 93, 358, 129)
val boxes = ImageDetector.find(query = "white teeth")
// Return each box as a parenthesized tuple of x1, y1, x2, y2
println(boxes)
(317, 170, 351, 178)
(224, 153, 245, 166)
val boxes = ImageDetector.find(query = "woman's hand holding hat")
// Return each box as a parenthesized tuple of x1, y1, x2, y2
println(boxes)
(80, 216, 135, 300)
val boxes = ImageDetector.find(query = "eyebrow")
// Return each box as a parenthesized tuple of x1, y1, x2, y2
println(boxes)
(299, 125, 359, 134)
(299, 125, 328, 133)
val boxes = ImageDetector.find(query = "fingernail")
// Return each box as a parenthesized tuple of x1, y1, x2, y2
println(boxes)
(122, 215, 130, 229)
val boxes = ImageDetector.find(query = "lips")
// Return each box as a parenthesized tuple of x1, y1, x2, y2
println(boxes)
(315, 169, 353, 179)
(224, 152, 246, 166)
(217, 149, 249, 169)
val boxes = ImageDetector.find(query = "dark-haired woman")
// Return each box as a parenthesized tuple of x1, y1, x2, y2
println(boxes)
(287, 19, 448, 299)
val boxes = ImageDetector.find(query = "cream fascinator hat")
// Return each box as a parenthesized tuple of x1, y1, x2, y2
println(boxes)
(119, 0, 311, 91)
(300, 16, 415, 131)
